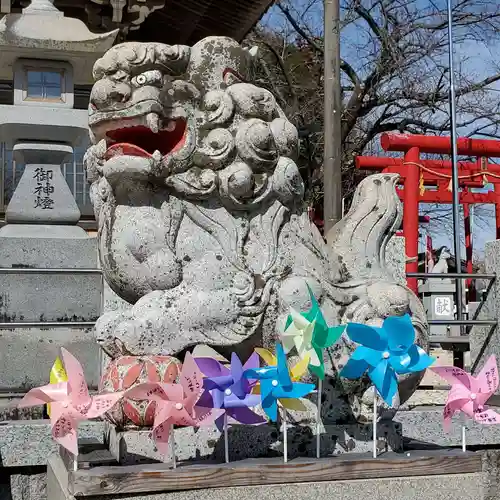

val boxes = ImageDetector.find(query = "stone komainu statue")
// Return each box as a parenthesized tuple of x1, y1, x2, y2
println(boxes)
(84, 36, 429, 410)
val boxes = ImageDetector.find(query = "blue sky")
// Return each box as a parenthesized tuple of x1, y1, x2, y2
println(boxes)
(261, 0, 500, 256)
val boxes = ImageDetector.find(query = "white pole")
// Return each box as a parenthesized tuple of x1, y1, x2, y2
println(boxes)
(224, 413, 229, 463)
(283, 409, 288, 463)
(373, 390, 378, 459)
(462, 414, 466, 452)
(316, 378, 322, 459)
(170, 426, 176, 469)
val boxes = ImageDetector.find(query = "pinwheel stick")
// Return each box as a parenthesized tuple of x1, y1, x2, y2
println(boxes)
(462, 414, 466, 452)
(316, 379, 322, 459)
(170, 427, 176, 469)
(283, 408, 288, 463)
(373, 390, 378, 459)
(224, 413, 229, 463)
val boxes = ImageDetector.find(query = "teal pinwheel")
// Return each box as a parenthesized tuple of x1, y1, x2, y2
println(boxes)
(243, 343, 315, 421)
(282, 289, 345, 379)
(340, 314, 435, 406)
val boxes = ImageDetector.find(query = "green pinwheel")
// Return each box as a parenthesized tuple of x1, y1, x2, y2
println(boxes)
(281, 287, 345, 379)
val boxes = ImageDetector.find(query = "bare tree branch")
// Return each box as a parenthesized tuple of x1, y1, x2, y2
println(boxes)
(250, 0, 500, 210)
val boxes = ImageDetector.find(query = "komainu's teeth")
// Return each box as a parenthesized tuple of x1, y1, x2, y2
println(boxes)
(89, 128, 97, 145)
(152, 150, 162, 162)
(97, 139, 107, 154)
(165, 120, 176, 132)
(147, 113, 160, 133)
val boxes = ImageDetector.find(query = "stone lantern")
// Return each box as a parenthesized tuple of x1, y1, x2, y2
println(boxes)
(0, 0, 117, 391)
(0, 0, 117, 229)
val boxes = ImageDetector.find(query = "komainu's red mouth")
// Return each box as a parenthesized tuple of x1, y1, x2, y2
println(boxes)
(104, 118, 187, 159)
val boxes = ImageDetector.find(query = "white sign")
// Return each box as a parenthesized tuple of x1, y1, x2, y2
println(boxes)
(434, 297, 452, 316)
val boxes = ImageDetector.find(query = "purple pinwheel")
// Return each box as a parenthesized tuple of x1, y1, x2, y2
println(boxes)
(195, 352, 265, 431)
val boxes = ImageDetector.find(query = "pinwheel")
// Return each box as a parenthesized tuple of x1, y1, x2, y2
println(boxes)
(18, 349, 124, 463)
(195, 350, 265, 462)
(243, 343, 315, 462)
(281, 288, 345, 457)
(431, 355, 500, 451)
(282, 288, 345, 379)
(340, 314, 435, 457)
(253, 347, 311, 411)
(125, 352, 224, 467)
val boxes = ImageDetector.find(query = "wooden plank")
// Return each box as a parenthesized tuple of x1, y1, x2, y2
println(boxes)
(68, 450, 482, 496)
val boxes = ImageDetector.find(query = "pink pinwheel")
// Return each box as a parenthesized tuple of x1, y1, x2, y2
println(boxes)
(126, 352, 224, 454)
(431, 355, 500, 429)
(17, 348, 124, 455)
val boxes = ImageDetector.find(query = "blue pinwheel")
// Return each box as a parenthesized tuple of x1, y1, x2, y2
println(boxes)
(340, 314, 435, 406)
(195, 352, 265, 431)
(243, 343, 315, 421)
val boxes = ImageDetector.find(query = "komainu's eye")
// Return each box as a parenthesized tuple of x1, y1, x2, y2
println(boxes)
(131, 70, 163, 87)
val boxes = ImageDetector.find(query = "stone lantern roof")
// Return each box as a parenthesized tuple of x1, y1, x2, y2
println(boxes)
(1, 0, 273, 47)
(0, 0, 118, 84)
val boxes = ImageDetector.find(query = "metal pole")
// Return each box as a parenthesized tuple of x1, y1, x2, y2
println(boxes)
(446, 0, 464, 330)
(323, 0, 343, 239)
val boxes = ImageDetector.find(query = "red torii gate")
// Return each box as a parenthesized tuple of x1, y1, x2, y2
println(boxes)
(356, 133, 500, 294)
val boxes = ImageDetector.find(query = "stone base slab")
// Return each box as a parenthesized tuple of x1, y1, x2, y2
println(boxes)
(2, 415, 500, 500)
(3, 407, 500, 470)
(105, 421, 400, 465)
(395, 407, 500, 447)
(105, 408, 500, 466)
(0, 421, 105, 468)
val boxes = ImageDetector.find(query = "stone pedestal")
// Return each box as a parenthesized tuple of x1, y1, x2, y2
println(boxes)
(0, 142, 101, 394)
(419, 279, 458, 337)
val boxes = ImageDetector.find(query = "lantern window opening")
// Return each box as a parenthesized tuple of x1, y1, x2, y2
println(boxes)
(23, 67, 65, 103)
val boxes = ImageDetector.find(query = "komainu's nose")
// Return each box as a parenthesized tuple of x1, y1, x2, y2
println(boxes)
(90, 78, 131, 110)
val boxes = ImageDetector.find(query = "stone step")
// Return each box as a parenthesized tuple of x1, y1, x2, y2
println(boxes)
(0, 272, 101, 323)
